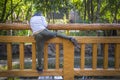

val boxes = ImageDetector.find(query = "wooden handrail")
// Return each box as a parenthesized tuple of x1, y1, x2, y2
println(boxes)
(0, 36, 120, 79)
(0, 23, 120, 79)
(0, 23, 120, 30)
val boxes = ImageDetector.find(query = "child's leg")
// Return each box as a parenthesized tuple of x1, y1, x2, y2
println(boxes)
(42, 29, 79, 47)
(36, 39, 45, 68)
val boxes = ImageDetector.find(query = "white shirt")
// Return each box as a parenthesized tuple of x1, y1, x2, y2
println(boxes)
(30, 16, 48, 34)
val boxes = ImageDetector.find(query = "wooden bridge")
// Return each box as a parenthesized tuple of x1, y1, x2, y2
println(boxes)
(0, 23, 120, 80)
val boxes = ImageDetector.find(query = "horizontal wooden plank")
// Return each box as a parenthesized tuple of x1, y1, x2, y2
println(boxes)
(48, 24, 120, 30)
(0, 69, 63, 77)
(0, 36, 35, 43)
(0, 36, 120, 43)
(0, 23, 120, 30)
(0, 36, 63, 43)
(1, 69, 120, 77)
(74, 69, 120, 76)
(0, 24, 30, 30)
(75, 36, 120, 43)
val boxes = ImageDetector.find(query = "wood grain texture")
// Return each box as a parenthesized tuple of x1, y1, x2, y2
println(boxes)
(0, 23, 120, 30)
(63, 39, 74, 80)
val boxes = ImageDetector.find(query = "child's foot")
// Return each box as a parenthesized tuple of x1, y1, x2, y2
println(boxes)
(69, 38, 78, 46)
(36, 67, 43, 73)
(69, 38, 80, 48)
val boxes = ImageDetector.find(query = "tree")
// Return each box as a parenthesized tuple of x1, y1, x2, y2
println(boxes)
(0, 0, 120, 23)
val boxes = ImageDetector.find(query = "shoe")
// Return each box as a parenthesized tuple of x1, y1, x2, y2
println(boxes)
(36, 67, 43, 73)
(69, 38, 78, 46)
(69, 38, 80, 49)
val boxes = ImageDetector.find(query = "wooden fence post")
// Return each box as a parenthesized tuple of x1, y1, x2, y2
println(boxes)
(63, 39, 74, 80)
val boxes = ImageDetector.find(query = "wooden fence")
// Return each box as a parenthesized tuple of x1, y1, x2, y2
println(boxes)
(0, 23, 120, 80)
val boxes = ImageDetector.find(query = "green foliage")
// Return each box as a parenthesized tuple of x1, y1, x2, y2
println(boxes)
(15, 30, 31, 36)
(0, 0, 119, 25)
(0, 0, 119, 35)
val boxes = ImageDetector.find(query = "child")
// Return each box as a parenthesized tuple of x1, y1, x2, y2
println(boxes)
(30, 12, 78, 72)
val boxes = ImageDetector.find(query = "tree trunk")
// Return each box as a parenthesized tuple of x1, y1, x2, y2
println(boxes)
(52, 12, 55, 23)
(90, 0, 94, 23)
(0, 0, 8, 22)
(84, 0, 87, 21)
(87, 0, 91, 21)
(96, 0, 101, 23)
(16, 8, 21, 20)
(11, 0, 13, 23)
(113, 3, 118, 23)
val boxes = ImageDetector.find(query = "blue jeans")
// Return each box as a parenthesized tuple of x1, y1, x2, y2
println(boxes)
(34, 29, 71, 67)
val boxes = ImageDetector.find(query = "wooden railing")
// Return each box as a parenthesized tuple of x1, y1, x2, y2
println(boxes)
(0, 36, 74, 80)
(0, 23, 120, 80)
(75, 36, 120, 76)
(0, 23, 120, 30)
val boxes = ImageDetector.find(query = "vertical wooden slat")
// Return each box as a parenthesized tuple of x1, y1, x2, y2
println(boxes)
(81, 43, 85, 69)
(115, 44, 120, 69)
(19, 43, 24, 70)
(32, 42, 36, 70)
(103, 44, 109, 69)
(7, 43, 12, 70)
(92, 43, 97, 69)
(63, 39, 74, 80)
(56, 44, 59, 70)
(44, 43, 48, 70)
